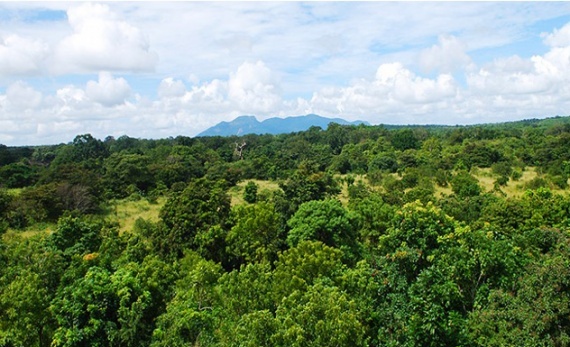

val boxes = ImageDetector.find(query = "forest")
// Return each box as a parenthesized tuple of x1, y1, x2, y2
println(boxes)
(1, 116, 570, 346)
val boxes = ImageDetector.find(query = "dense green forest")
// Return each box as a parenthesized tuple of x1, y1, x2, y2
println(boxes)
(2, 116, 570, 346)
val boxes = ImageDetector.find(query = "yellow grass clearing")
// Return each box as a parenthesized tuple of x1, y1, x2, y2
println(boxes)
(336, 174, 367, 206)
(230, 179, 281, 206)
(434, 167, 569, 198)
(2, 224, 55, 240)
(108, 197, 166, 233)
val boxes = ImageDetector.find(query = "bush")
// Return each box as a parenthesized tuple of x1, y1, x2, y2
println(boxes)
(495, 175, 509, 186)
(435, 169, 450, 187)
(511, 169, 523, 181)
(243, 181, 258, 203)
(451, 171, 482, 198)
(525, 177, 549, 190)
(491, 161, 513, 177)
(369, 155, 398, 173)
(366, 170, 384, 186)
(548, 175, 568, 189)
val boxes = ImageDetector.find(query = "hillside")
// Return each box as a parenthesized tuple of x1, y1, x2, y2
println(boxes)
(197, 114, 369, 137)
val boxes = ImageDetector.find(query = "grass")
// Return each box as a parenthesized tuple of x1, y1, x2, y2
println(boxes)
(336, 174, 367, 206)
(4, 167, 567, 239)
(7, 188, 23, 196)
(3, 223, 56, 240)
(3, 197, 167, 239)
(435, 167, 570, 198)
(229, 179, 280, 206)
(107, 196, 166, 233)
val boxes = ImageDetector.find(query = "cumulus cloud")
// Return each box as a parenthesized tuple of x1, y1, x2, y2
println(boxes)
(184, 79, 228, 105)
(55, 85, 89, 112)
(467, 40, 570, 98)
(5, 81, 43, 110)
(53, 3, 158, 73)
(309, 62, 458, 121)
(228, 61, 282, 113)
(0, 34, 48, 76)
(542, 22, 570, 48)
(158, 77, 186, 98)
(85, 72, 131, 107)
(418, 35, 472, 73)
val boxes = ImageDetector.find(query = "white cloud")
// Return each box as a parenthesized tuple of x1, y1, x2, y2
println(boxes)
(85, 72, 131, 107)
(419, 35, 473, 73)
(5, 81, 42, 110)
(542, 22, 570, 48)
(0, 34, 48, 76)
(228, 61, 282, 113)
(466, 44, 570, 98)
(53, 3, 158, 73)
(183, 79, 228, 105)
(158, 77, 186, 98)
(54, 85, 90, 113)
(309, 62, 458, 121)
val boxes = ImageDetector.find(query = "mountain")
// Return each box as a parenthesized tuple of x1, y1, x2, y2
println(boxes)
(197, 114, 370, 137)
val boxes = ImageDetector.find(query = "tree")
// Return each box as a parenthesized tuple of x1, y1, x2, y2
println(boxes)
(6, 184, 65, 228)
(276, 161, 340, 220)
(0, 269, 53, 347)
(103, 153, 155, 198)
(150, 252, 222, 347)
(350, 193, 395, 247)
(0, 233, 65, 347)
(68, 135, 104, 162)
(149, 145, 205, 188)
(50, 266, 116, 347)
(469, 238, 570, 346)
(327, 123, 350, 155)
(0, 161, 38, 188)
(52, 134, 109, 171)
(287, 199, 359, 261)
(272, 241, 345, 301)
(272, 282, 367, 347)
(371, 202, 467, 346)
(50, 216, 104, 259)
(217, 262, 274, 319)
(368, 153, 398, 173)
(0, 144, 14, 166)
(221, 310, 276, 347)
(451, 171, 482, 198)
(226, 202, 283, 264)
(0, 189, 12, 234)
(159, 178, 231, 258)
(391, 129, 420, 151)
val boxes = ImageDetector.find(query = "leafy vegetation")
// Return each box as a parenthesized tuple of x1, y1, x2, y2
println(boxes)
(2, 116, 570, 346)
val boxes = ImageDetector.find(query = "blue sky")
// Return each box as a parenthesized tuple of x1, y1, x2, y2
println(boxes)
(1, 2, 570, 145)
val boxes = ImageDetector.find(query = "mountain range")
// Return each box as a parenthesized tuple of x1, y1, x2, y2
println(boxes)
(197, 114, 369, 137)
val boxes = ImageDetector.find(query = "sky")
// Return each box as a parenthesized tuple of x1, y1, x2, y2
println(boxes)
(1, 2, 570, 146)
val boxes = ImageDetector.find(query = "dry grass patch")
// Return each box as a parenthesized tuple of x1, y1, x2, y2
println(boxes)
(469, 167, 568, 198)
(230, 179, 281, 206)
(108, 197, 166, 233)
(335, 174, 367, 206)
(2, 226, 54, 240)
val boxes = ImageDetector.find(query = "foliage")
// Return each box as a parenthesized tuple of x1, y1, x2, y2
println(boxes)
(287, 199, 360, 261)
(451, 171, 482, 198)
(243, 181, 258, 203)
(2, 117, 570, 346)
(226, 202, 283, 264)
(159, 178, 230, 258)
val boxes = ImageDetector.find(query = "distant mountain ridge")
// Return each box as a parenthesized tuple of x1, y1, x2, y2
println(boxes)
(197, 114, 370, 137)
